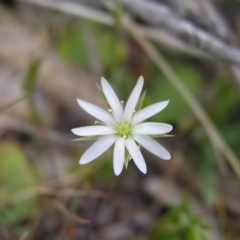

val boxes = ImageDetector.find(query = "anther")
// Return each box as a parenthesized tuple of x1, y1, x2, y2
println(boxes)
(108, 109, 113, 112)
(133, 109, 136, 113)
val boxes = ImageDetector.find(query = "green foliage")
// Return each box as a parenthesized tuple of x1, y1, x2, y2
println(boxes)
(96, 31, 128, 69)
(57, 24, 89, 67)
(148, 60, 202, 123)
(0, 141, 38, 236)
(151, 196, 210, 240)
(199, 140, 217, 201)
(222, 124, 240, 157)
(208, 68, 238, 124)
(23, 58, 41, 94)
(0, 58, 41, 114)
(57, 23, 131, 95)
(23, 58, 42, 124)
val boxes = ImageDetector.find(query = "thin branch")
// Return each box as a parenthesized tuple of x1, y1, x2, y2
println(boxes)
(19, 0, 113, 26)
(9, 186, 103, 204)
(17, 0, 213, 61)
(120, 0, 240, 66)
(0, 115, 81, 147)
(0, 94, 27, 113)
(51, 199, 90, 224)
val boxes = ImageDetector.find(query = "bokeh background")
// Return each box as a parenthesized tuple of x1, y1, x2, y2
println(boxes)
(0, 0, 240, 239)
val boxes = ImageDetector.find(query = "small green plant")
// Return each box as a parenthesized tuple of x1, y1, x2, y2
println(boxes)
(151, 195, 211, 240)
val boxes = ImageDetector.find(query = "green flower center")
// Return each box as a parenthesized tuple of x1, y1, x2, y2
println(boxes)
(116, 122, 133, 138)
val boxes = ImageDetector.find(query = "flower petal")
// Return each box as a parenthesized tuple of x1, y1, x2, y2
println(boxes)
(132, 100, 169, 125)
(72, 126, 115, 136)
(133, 122, 173, 135)
(113, 137, 125, 176)
(125, 137, 147, 174)
(133, 134, 171, 160)
(101, 77, 123, 119)
(80, 135, 116, 164)
(77, 99, 115, 126)
(124, 76, 144, 121)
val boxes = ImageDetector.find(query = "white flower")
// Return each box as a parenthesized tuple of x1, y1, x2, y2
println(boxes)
(72, 76, 172, 176)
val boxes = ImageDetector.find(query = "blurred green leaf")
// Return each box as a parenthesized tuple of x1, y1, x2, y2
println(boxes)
(199, 141, 216, 201)
(0, 141, 38, 236)
(23, 58, 41, 94)
(96, 30, 128, 68)
(208, 68, 238, 124)
(148, 60, 201, 123)
(23, 58, 42, 124)
(57, 25, 89, 67)
(151, 195, 209, 240)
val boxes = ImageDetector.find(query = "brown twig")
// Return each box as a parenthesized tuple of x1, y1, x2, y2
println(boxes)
(119, 0, 240, 66)
(17, 0, 240, 92)
(51, 199, 91, 225)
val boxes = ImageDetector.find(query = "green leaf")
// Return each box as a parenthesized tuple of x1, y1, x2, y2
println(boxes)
(151, 195, 210, 240)
(23, 58, 42, 124)
(23, 58, 41, 94)
(199, 141, 216, 201)
(57, 25, 89, 67)
(149, 60, 201, 122)
(0, 141, 38, 236)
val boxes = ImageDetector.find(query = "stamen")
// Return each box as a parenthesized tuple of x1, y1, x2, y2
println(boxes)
(133, 109, 136, 113)
(108, 109, 113, 112)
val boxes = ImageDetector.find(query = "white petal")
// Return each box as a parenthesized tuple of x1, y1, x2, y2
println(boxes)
(124, 76, 144, 121)
(77, 99, 115, 126)
(133, 122, 173, 135)
(101, 77, 123, 120)
(132, 100, 169, 125)
(125, 137, 147, 174)
(113, 138, 125, 176)
(80, 135, 116, 164)
(133, 134, 171, 160)
(71, 126, 115, 136)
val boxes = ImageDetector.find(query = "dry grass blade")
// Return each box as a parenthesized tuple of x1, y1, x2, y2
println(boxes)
(9, 186, 104, 204)
(0, 94, 27, 113)
(51, 199, 91, 225)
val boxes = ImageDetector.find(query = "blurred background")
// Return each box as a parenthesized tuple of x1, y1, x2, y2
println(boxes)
(0, 0, 240, 239)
